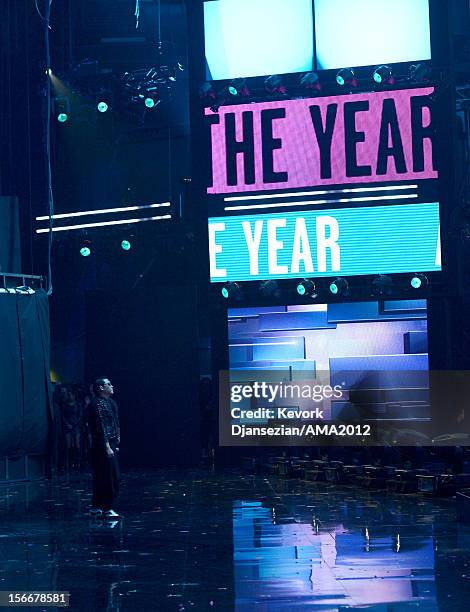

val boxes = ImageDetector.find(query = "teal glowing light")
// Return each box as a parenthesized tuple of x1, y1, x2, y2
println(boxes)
(144, 97, 156, 108)
(221, 286, 229, 299)
(57, 113, 68, 123)
(373, 72, 383, 84)
(296, 283, 307, 296)
(336, 75, 345, 86)
(228, 86, 238, 96)
(80, 246, 91, 257)
(411, 276, 422, 289)
(329, 282, 339, 295)
(121, 240, 131, 251)
(97, 101, 108, 113)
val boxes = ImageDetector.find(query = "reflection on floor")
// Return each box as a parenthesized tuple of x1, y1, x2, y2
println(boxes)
(0, 470, 469, 611)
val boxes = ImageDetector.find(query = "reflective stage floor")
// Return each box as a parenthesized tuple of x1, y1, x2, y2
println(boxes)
(0, 470, 469, 611)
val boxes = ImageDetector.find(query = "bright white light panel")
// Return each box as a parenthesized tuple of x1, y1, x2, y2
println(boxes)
(203, 0, 314, 80)
(315, 0, 431, 70)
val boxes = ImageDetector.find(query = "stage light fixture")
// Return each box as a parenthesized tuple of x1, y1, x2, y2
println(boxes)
(336, 68, 356, 87)
(410, 63, 432, 82)
(410, 273, 428, 289)
(79, 240, 92, 257)
(144, 90, 161, 109)
(199, 82, 217, 101)
(264, 75, 286, 95)
(300, 72, 321, 91)
(373, 65, 393, 85)
(259, 280, 280, 298)
(228, 78, 250, 97)
(329, 277, 349, 296)
(97, 101, 109, 113)
(221, 282, 242, 300)
(54, 97, 70, 123)
(296, 279, 316, 297)
(121, 240, 131, 251)
(372, 275, 393, 296)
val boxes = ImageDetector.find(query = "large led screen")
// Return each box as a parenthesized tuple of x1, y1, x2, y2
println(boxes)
(204, 0, 314, 81)
(209, 204, 441, 281)
(206, 88, 436, 195)
(315, 0, 431, 70)
(207, 87, 441, 283)
(228, 300, 429, 424)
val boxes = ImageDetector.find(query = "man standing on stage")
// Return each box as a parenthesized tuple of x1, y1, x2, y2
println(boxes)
(88, 378, 121, 518)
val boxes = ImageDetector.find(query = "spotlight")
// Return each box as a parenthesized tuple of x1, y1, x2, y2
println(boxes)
(410, 274, 428, 289)
(259, 280, 280, 297)
(79, 240, 92, 257)
(221, 282, 242, 300)
(336, 68, 356, 87)
(300, 72, 321, 91)
(143, 90, 160, 108)
(227, 78, 250, 97)
(264, 75, 286, 95)
(410, 63, 432, 82)
(97, 101, 109, 113)
(121, 239, 131, 251)
(199, 82, 217, 101)
(372, 275, 393, 296)
(329, 278, 349, 296)
(296, 279, 316, 297)
(372, 65, 394, 85)
(54, 97, 70, 123)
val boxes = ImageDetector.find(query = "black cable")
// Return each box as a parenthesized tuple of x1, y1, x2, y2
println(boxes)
(157, 0, 161, 47)
(34, 0, 46, 22)
(135, 0, 140, 29)
(44, 0, 54, 295)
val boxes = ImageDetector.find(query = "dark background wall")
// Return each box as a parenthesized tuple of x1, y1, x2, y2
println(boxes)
(85, 285, 200, 466)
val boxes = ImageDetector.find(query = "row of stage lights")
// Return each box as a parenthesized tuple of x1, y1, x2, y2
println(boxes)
(54, 94, 160, 124)
(220, 274, 429, 301)
(79, 239, 132, 257)
(52, 61, 184, 124)
(200, 63, 432, 110)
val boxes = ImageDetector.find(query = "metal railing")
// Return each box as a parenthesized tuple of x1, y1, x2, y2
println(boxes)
(0, 273, 44, 292)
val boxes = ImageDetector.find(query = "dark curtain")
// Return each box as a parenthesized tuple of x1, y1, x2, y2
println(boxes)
(0, 289, 51, 456)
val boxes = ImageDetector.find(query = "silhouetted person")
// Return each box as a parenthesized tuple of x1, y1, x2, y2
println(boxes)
(62, 387, 82, 471)
(88, 378, 121, 518)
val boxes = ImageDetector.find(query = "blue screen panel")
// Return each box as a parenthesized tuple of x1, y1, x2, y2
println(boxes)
(209, 203, 441, 283)
(315, 0, 431, 70)
(204, 0, 314, 80)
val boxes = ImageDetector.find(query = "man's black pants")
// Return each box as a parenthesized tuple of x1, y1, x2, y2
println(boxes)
(91, 445, 120, 510)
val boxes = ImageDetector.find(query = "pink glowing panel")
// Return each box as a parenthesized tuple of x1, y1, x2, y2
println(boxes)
(206, 87, 437, 195)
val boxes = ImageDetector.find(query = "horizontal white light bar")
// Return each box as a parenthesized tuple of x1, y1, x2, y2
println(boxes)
(225, 193, 418, 212)
(223, 185, 418, 202)
(36, 202, 171, 221)
(36, 215, 172, 233)
(229, 341, 297, 347)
